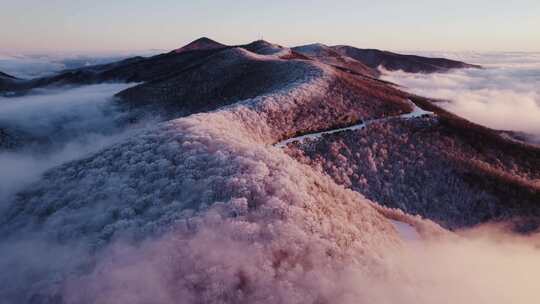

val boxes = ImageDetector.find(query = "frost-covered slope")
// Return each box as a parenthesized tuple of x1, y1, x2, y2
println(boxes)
(115, 47, 411, 122)
(284, 103, 540, 230)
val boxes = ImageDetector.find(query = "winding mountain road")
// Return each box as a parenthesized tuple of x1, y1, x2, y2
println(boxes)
(275, 101, 433, 147)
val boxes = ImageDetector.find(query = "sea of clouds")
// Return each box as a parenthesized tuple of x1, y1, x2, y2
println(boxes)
(60, 224, 540, 304)
(381, 52, 540, 143)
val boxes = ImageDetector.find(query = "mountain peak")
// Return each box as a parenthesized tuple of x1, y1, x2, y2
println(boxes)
(174, 37, 226, 53)
(241, 40, 290, 56)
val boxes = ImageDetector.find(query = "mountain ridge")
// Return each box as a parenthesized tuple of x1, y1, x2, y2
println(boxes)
(332, 45, 482, 73)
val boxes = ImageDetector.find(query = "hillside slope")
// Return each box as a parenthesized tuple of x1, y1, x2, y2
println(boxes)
(115, 46, 411, 122)
(284, 99, 540, 231)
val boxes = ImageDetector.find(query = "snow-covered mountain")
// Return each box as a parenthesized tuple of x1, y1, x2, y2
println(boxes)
(0, 38, 538, 304)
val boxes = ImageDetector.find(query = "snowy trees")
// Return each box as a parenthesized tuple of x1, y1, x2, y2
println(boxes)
(285, 116, 540, 230)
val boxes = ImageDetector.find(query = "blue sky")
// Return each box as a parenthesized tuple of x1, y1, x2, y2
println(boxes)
(1, 0, 539, 53)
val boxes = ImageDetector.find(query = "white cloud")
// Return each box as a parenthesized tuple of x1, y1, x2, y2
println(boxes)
(0, 83, 152, 205)
(381, 52, 540, 141)
(61, 224, 540, 304)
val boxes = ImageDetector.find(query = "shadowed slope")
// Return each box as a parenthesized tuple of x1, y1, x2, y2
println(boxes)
(0, 40, 480, 95)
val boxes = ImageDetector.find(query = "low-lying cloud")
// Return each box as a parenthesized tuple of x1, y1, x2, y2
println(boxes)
(61, 223, 540, 304)
(0, 83, 150, 205)
(0, 53, 66, 78)
(0, 84, 131, 138)
(0, 51, 163, 78)
(381, 52, 540, 142)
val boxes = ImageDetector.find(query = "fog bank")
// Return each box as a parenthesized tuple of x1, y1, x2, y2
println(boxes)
(0, 83, 149, 205)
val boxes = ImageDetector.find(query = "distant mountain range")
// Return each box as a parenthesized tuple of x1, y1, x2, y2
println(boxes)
(332, 45, 481, 73)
